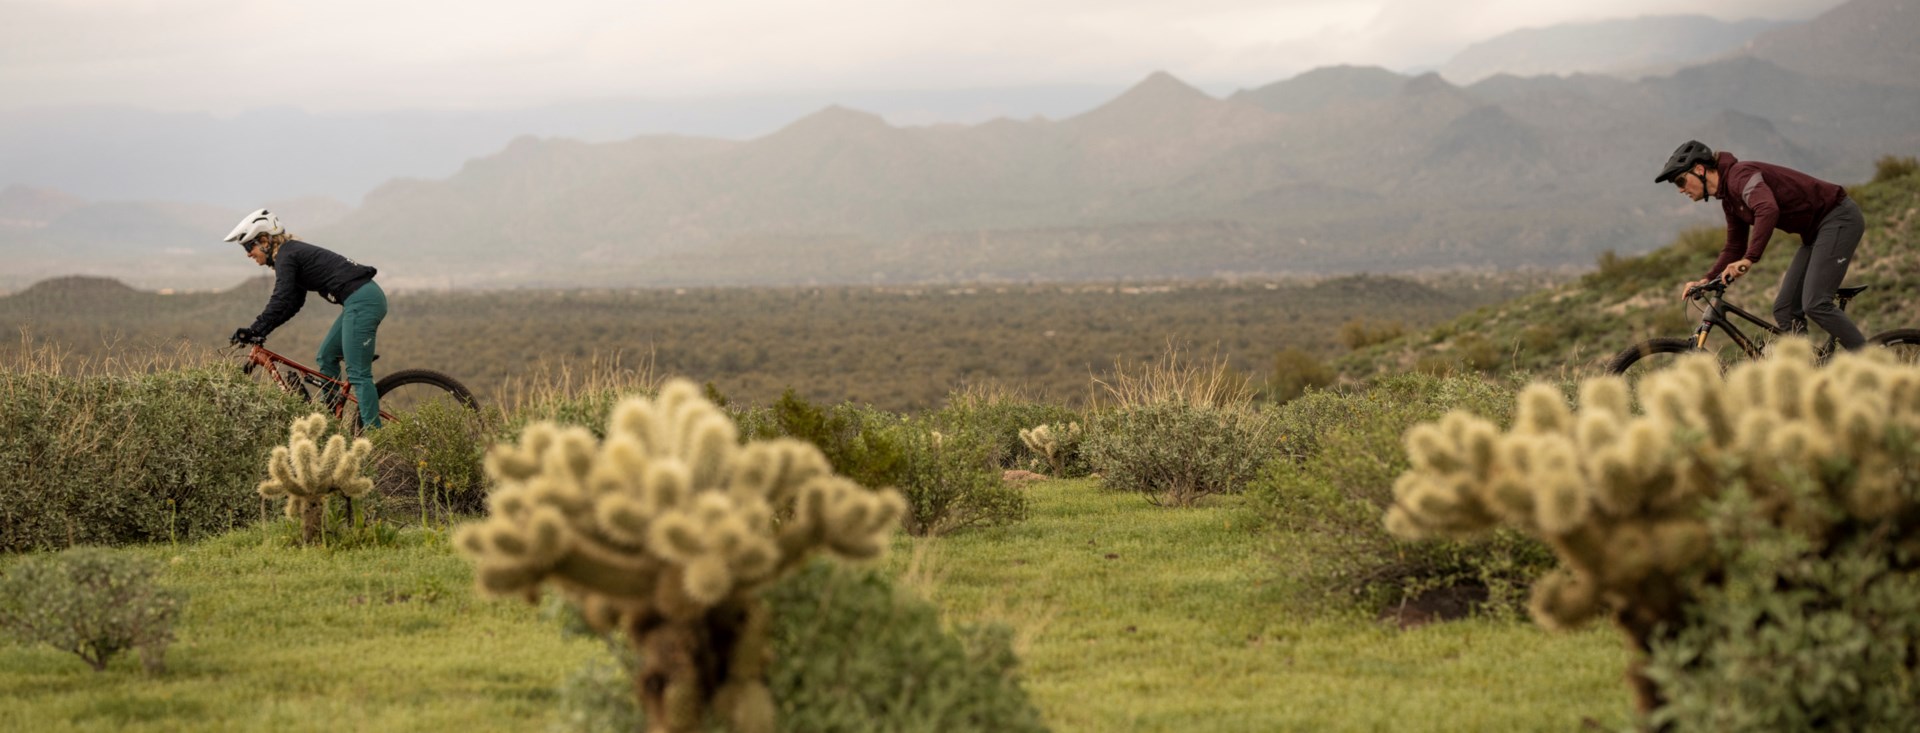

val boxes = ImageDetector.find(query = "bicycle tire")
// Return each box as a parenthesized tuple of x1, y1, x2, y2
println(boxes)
(374, 369, 479, 409)
(1869, 328, 1920, 365)
(1605, 338, 1699, 375)
(357, 369, 481, 431)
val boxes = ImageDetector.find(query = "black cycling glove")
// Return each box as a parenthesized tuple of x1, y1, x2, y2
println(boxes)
(230, 327, 264, 345)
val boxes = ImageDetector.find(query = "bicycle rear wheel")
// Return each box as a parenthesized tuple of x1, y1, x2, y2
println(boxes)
(1605, 338, 1701, 378)
(1869, 329, 1920, 366)
(373, 369, 478, 415)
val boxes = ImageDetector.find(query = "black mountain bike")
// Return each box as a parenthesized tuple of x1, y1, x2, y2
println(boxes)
(1607, 279, 1920, 377)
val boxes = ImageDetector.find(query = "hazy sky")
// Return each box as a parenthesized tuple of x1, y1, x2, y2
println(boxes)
(1, 0, 1846, 114)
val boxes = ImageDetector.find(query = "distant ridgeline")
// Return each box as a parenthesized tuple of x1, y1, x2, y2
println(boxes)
(2, 0, 1917, 288)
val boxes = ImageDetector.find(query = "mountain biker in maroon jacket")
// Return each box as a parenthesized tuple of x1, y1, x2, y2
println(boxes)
(1657, 140, 1865, 351)
(224, 209, 390, 428)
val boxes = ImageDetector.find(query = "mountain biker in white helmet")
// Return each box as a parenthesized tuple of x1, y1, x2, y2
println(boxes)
(225, 208, 390, 428)
(1657, 140, 1866, 351)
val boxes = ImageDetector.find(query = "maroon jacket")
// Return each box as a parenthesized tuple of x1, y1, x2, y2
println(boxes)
(1706, 152, 1848, 279)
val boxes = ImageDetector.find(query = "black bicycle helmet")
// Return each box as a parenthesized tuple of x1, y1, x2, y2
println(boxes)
(1655, 140, 1716, 183)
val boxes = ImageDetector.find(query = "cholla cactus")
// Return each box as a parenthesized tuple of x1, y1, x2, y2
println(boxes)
(1385, 340, 1920, 715)
(258, 413, 375, 544)
(456, 379, 907, 733)
(1020, 422, 1082, 477)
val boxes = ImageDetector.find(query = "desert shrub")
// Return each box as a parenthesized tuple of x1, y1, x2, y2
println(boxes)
(553, 560, 1047, 733)
(1271, 372, 1518, 463)
(1645, 489, 1920, 732)
(1385, 341, 1920, 719)
(1254, 373, 1548, 611)
(1411, 352, 1458, 376)
(366, 400, 494, 522)
(739, 389, 908, 492)
(931, 391, 1083, 472)
(1092, 346, 1256, 410)
(1267, 347, 1334, 404)
(1084, 400, 1276, 507)
(890, 422, 1027, 536)
(1338, 317, 1406, 351)
(1454, 333, 1504, 373)
(1872, 153, 1918, 183)
(1519, 324, 1561, 356)
(497, 388, 631, 438)
(0, 547, 184, 673)
(0, 368, 306, 551)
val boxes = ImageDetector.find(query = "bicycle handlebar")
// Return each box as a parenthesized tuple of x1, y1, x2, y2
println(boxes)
(1686, 278, 1729, 300)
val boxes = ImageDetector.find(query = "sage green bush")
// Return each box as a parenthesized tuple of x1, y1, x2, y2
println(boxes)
(367, 399, 494, 521)
(1266, 347, 1335, 404)
(0, 368, 305, 551)
(554, 560, 1047, 733)
(932, 393, 1084, 474)
(497, 389, 630, 439)
(1252, 372, 1551, 612)
(1084, 400, 1276, 506)
(891, 422, 1028, 536)
(733, 390, 1030, 535)
(737, 389, 909, 493)
(0, 546, 184, 673)
(1645, 491, 1920, 732)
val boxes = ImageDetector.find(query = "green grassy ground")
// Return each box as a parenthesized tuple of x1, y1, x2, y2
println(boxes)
(0, 528, 600, 733)
(1, 481, 1630, 732)
(889, 480, 1630, 732)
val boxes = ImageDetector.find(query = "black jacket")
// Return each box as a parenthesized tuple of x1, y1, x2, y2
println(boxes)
(247, 240, 378, 335)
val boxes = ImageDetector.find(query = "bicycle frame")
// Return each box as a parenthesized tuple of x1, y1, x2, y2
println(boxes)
(239, 344, 396, 424)
(1687, 282, 1848, 359)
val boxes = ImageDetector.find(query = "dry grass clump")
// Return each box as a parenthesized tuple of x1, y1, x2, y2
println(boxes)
(1090, 344, 1255, 410)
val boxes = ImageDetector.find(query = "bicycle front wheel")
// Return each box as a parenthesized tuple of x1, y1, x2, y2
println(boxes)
(1605, 338, 1702, 378)
(1869, 329, 1920, 366)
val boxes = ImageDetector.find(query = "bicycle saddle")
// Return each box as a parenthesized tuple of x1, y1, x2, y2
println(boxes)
(1837, 285, 1869, 298)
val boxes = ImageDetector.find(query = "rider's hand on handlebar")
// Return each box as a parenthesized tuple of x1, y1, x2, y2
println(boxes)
(1678, 278, 1709, 302)
(1722, 258, 1754, 284)
(229, 327, 264, 346)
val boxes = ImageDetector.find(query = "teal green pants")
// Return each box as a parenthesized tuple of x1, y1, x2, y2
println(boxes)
(317, 282, 388, 429)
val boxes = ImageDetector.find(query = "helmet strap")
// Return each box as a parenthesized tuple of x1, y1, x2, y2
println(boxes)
(1691, 170, 1713, 202)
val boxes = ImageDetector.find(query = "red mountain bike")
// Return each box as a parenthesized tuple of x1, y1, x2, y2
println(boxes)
(233, 342, 477, 427)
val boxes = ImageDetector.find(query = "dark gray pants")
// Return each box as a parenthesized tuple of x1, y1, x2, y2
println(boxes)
(1773, 197, 1866, 350)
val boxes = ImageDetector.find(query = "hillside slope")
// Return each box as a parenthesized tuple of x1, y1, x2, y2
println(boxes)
(1340, 165, 1920, 377)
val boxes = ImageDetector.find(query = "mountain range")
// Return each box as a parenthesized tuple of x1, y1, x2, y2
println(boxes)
(1438, 15, 1786, 84)
(2, 0, 1914, 290)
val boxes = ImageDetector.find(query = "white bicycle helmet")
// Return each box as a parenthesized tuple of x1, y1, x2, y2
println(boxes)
(224, 208, 284, 247)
